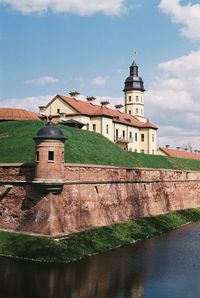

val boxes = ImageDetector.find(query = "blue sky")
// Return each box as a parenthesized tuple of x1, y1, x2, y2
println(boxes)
(0, 0, 200, 149)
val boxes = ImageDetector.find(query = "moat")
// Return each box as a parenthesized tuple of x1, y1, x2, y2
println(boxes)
(1, 222, 200, 298)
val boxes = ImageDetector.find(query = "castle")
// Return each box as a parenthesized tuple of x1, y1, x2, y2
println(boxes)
(39, 57, 158, 154)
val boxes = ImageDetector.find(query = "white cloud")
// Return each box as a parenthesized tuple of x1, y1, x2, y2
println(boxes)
(24, 76, 59, 85)
(146, 50, 200, 149)
(159, 0, 200, 41)
(0, 0, 126, 16)
(0, 94, 54, 111)
(91, 76, 109, 86)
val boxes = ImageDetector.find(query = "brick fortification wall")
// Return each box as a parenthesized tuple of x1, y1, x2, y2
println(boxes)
(0, 163, 200, 235)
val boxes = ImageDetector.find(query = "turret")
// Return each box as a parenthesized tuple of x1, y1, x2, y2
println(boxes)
(33, 120, 67, 193)
(123, 53, 146, 122)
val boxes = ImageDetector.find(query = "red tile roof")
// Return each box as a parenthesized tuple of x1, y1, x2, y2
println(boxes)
(140, 120, 158, 129)
(0, 108, 39, 121)
(57, 94, 158, 129)
(159, 147, 200, 160)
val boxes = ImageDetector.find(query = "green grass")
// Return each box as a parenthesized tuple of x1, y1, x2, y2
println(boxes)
(0, 120, 200, 171)
(1, 208, 200, 263)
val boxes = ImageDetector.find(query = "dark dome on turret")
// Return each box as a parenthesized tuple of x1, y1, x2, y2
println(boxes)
(123, 60, 145, 92)
(33, 124, 67, 141)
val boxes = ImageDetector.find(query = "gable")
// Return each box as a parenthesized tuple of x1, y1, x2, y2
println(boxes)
(45, 95, 78, 115)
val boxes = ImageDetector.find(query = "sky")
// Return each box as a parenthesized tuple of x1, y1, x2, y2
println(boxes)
(0, 0, 200, 149)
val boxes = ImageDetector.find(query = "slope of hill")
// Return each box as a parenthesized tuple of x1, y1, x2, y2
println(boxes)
(0, 120, 200, 171)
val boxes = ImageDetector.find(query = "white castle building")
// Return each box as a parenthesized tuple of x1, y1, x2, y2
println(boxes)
(39, 58, 158, 154)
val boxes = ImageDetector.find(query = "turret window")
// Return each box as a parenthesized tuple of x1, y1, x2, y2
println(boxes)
(136, 108, 138, 114)
(36, 151, 39, 162)
(48, 151, 54, 161)
(129, 96, 131, 102)
(136, 96, 139, 102)
(152, 134, 155, 142)
(129, 110, 131, 114)
(123, 130, 125, 138)
(141, 134, 144, 142)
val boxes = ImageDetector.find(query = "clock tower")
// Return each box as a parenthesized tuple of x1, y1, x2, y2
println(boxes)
(123, 56, 146, 122)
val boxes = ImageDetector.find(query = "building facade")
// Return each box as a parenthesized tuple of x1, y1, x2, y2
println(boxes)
(39, 58, 158, 154)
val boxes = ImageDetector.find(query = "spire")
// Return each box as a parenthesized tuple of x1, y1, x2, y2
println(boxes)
(123, 52, 145, 92)
(132, 49, 137, 66)
(130, 49, 138, 76)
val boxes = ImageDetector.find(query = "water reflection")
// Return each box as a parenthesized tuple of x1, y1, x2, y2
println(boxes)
(1, 222, 200, 298)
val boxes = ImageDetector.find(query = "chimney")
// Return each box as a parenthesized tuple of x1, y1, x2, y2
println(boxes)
(101, 100, 110, 108)
(176, 146, 181, 151)
(115, 104, 124, 112)
(86, 96, 96, 103)
(69, 91, 80, 99)
(165, 145, 170, 149)
(39, 106, 46, 114)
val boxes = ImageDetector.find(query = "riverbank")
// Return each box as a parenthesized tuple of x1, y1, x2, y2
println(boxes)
(0, 208, 200, 263)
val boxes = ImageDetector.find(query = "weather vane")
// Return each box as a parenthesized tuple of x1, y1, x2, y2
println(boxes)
(133, 49, 137, 61)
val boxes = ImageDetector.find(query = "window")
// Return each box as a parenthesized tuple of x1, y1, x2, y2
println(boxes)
(141, 149, 145, 154)
(57, 109, 60, 114)
(141, 109, 143, 115)
(93, 124, 96, 132)
(136, 108, 138, 114)
(141, 97, 143, 102)
(123, 130, 125, 138)
(129, 96, 131, 102)
(116, 129, 118, 139)
(152, 134, 155, 142)
(36, 151, 39, 162)
(141, 134, 144, 142)
(48, 151, 54, 161)
(129, 132, 132, 139)
(106, 124, 109, 134)
(135, 133, 138, 142)
(86, 123, 89, 130)
(136, 96, 139, 102)
(129, 110, 131, 114)
(152, 150, 155, 154)
(135, 149, 137, 153)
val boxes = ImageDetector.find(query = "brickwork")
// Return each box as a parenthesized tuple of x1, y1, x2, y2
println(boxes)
(0, 163, 200, 235)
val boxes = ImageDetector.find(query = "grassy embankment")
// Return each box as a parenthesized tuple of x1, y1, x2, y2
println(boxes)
(0, 120, 200, 171)
(0, 208, 200, 263)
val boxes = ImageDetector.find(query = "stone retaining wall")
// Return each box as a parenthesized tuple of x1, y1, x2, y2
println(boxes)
(0, 163, 200, 235)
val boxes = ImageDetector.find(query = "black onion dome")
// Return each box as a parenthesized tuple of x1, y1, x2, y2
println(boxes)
(123, 60, 145, 92)
(33, 124, 67, 141)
